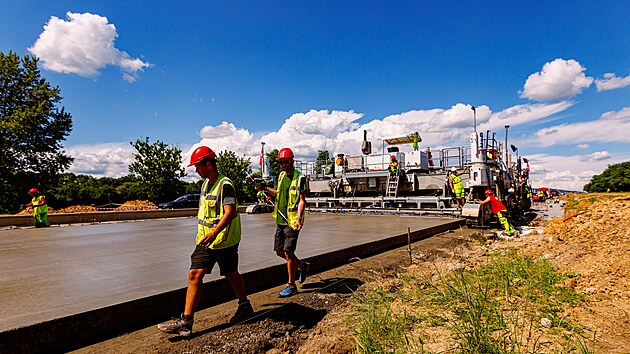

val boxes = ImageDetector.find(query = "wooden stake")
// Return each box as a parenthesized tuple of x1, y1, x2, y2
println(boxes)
(407, 227, 412, 265)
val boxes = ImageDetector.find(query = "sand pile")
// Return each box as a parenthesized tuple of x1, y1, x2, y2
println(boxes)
(530, 195, 630, 299)
(115, 200, 157, 211)
(17, 200, 157, 215)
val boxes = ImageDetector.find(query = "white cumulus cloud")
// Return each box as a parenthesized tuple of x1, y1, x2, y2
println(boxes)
(580, 151, 610, 162)
(183, 102, 571, 176)
(66, 143, 135, 177)
(601, 107, 630, 120)
(595, 73, 630, 91)
(519, 58, 593, 102)
(577, 143, 589, 150)
(28, 12, 150, 82)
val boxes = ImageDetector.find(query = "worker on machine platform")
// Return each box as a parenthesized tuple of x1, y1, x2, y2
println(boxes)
(389, 155, 399, 176)
(413, 132, 420, 151)
(476, 189, 517, 237)
(449, 167, 465, 209)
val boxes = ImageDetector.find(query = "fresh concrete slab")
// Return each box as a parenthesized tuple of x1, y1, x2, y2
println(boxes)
(0, 214, 462, 352)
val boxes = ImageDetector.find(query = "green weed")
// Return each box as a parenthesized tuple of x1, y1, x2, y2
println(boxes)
(348, 251, 591, 353)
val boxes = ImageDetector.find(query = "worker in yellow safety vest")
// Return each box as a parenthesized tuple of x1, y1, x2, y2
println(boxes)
(257, 190, 267, 204)
(448, 167, 465, 209)
(28, 188, 49, 228)
(413, 132, 420, 151)
(158, 146, 253, 336)
(258, 147, 310, 298)
(389, 155, 399, 176)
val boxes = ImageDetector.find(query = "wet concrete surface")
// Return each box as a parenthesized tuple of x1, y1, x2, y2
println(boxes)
(0, 213, 456, 332)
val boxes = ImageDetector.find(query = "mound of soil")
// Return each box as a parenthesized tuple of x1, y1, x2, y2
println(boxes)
(115, 200, 157, 211)
(17, 200, 157, 215)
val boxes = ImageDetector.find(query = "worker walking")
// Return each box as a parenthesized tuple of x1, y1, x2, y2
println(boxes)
(476, 189, 517, 237)
(27, 188, 49, 228)
(158, 146, 253, 337)
(448, 167, 465, 209)
(257, 147, 310, 298)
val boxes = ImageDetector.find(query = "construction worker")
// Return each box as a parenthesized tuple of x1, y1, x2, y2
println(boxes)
(448, 167, 465, 209)
(426, 147, 434, 167)
(257, 190, 267, 204)
(537, 189, 545, 202)
(257, 147, 310, 298)
(389, 155, 399, 176)
(158, 146, 253, 337)
(27, 188, 50, 228)
(476, 189, 516, 237)
(413, 132, 420, 151)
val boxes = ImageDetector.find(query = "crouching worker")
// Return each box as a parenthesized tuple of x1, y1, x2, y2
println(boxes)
(158, 146, 253, 337)
(475, 189, 517, 237)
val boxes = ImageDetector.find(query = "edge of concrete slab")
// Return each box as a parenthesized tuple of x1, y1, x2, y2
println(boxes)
(0, 219, 464, 353)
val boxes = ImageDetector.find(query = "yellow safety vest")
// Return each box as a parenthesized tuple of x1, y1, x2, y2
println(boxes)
(32, 195, 48, 215)
(197, 175, 241, 249)
(273, 170, 307, 229)
(450, 173, 463, 189)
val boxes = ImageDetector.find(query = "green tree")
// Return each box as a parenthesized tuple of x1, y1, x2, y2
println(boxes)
(0, 51, 73, 213)
(583, 161, 630, 192)
(128, 137, 186, 203)
(267, 149, 280, 181)
(215, 150, 253, 203)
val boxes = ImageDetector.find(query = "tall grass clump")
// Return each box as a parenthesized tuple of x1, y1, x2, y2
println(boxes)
(348, 251, 591, 353)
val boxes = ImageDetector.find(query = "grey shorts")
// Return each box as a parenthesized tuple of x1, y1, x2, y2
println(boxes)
(190, 243, 239, 276)
(274, 225, 300, 253)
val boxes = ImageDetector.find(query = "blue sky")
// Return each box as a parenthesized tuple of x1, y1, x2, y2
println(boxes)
(2, 1, 629, 190)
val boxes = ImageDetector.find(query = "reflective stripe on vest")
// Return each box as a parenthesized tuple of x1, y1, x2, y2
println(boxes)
(450, 173, 462, 185)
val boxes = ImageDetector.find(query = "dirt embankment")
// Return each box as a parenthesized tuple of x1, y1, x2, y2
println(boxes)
(18, 200, 157, 215)
(300, 194, 630, 352)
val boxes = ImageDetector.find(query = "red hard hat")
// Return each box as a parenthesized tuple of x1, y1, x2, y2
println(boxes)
(188, 146, 216, 166)
(278, 148, 294, 159)
(485, 189, 494, 196)
(29, 188, 39, 194)
(390, 155, 396, 160)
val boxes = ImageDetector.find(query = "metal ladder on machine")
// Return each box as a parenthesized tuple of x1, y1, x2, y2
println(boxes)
(386, 174, 400, 198)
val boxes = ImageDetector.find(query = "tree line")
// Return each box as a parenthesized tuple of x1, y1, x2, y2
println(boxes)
(0, 51, 263, 214)
(583, 161, 630, 193)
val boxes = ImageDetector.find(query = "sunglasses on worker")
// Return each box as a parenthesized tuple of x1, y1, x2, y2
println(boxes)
(278, 159, 291, 165)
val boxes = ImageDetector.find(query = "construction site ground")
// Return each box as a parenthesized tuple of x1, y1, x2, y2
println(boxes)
(76, 193, 629, 353)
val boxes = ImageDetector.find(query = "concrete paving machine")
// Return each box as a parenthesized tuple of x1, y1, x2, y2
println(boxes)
(295, 126, 532, 226)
